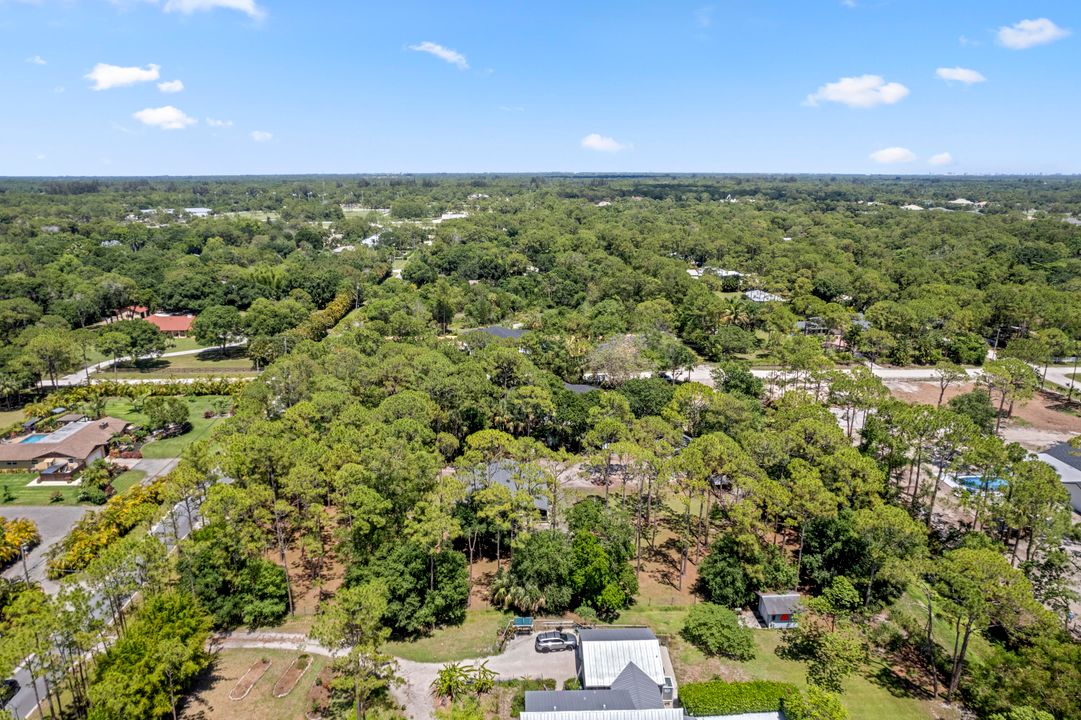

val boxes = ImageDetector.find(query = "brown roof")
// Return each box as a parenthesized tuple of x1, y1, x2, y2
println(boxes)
(0, 417, 129, 463)
(145, 313, 195, 332)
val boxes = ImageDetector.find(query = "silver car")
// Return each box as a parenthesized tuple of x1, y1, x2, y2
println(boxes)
(534, 631, 578, 653)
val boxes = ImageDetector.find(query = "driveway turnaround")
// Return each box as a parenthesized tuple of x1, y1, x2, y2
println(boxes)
(0, 505, 92, 592)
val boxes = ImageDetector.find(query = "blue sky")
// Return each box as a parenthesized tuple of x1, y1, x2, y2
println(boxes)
(1, 0, 1079, 175)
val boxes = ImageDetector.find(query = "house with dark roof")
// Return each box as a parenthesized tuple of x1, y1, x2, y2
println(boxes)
(1036, 441, 1081, 513)
(463, 461, 550, 519)
(756, 592, 801, 629)
(523, 663, 681, 720)
(477, 325, 526, 340)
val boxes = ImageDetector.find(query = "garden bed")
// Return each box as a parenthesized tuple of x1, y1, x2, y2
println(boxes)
(228, 657, 272, 701)
(272, 653, 312, 698)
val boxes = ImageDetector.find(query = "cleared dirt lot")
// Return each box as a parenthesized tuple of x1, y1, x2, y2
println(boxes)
(181, 647, 329, 720)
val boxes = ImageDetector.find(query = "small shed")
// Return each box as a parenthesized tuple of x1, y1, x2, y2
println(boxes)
(756, 592, 800, 629)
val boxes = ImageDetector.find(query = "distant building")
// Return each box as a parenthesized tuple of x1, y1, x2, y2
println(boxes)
(1036, 442, 1081, 514)
(0, 417, 130, 480)
(900, 204, 924, 211)
(184, 207, 212, 217)
(744, 290, 784, 303)
(756, 592, 800, 629)
(476, 325, 526, 340)
(144, 313, 195, 337)
(795, 318, 831, 335)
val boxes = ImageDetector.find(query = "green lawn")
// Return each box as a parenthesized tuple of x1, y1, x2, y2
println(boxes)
(618, 606, 956, 720)
(112, 469, 145, 494)
(104, 395, 229, 458)
(0, 473, 85, 505)
(94, 347, 255, 380)
(385, 609, 510, 662)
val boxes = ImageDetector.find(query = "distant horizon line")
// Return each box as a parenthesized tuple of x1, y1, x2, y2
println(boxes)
(3, 172, 1081, 180)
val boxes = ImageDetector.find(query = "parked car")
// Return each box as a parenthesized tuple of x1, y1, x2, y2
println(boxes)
(534, 631, 578, 653)
(0, 679, 19, 707)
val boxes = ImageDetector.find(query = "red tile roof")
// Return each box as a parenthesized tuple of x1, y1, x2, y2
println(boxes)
(145, 313, 195, 332)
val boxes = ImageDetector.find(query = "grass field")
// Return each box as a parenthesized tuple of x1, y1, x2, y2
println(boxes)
(94, 347, 255, 380)
(0, 409, 23, 428)
(618, 606, 958, 720)
(386, 609, 510, 663)
(0, 467, 147, 507)
(104, 395, 229, 458)
(112, 468, 146, 494)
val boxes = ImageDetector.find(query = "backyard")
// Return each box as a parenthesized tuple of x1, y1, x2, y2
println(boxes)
(104, 395, 230, 458)
(181, 648, 329, 720)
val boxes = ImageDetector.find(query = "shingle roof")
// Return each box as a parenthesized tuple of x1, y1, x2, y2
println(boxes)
(1041, 441, 1081, 472)
(520, 710, 683, 720)
(145, 313, 195, 333)
(0, 418, 129, 463)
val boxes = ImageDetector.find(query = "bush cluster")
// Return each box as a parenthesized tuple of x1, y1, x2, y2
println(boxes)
(679, 680, 798, 716)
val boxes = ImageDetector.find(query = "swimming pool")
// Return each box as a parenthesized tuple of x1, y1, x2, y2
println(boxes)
(955, 475, 1007, 491)
(20, 434, 49, 444)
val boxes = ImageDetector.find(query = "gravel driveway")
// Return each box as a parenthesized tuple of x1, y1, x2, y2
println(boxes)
(0, 505, 92, 592)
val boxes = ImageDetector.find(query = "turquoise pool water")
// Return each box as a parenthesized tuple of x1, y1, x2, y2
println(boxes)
(956, 475, 1006, 491)
(20, 434, 49, 443)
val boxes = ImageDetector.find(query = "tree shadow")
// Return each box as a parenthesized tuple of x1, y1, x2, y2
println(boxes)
(868, 662, 933, 700)
(179, 654, 228, 719)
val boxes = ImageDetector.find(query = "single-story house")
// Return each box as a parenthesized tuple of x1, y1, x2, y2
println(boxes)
(795, 318, 831, 335)
(0, 417, 130, 479)
(756, 592, 800, 629)
(184, 207, 212, 218)
(744, 290, 784, 303)
(464, 462, 550, 520)
(145, 313, 196, 337)
(1036, 441, 1081, 514)
(579, 628, 668, 693)
(523, 663, 682, 720)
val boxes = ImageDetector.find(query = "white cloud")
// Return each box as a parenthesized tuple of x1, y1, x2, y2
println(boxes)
(26, 55, 46, 65)
(997, 18, 1070, 49)
(86, 63, 160, 90)
(408, 41, 469, 70)
(206, 117, 233, 127)
(163, 0, 264, 18)
(250, 130, 272, 142)
(935, 66, 986, 84)
(498, 105, 524, 112)
(805, 74, 909, 108)
(840, 0, 857, 7)
(36, 154, 46, 161)
(870, 147, 917, 164)
(694, 5, 714, 28)
(158, 79, 184, 93)
(581, 133, 629, 152)
(929, 152, 954, 166)
(132, 105, 196, 130)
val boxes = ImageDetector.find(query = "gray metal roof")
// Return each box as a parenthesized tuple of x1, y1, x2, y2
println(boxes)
(609, 663, 663, 710)
(580, 629, 664, 688)
(478, 325, 526, 339)
(758, 592, 801, 616)
(474, 462, 550, 512)
(1041, 441, 1081, 472)
(520, 710, 683, 720)
(562, 382, 601, 395)
(579, 628, 656, 643)
(525, 690, 638, 713)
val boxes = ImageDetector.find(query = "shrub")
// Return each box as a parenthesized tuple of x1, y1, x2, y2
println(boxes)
(46, 477, 167, 578)
(679, 680, 797, 716)
(563, 678, 581, 690)
(782, 686, 850, 720)
(681, 603, 756, 661)
(0, 517, 41, 567)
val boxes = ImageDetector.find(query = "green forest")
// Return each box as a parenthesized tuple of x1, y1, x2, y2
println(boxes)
(0, 174, 1078, 720)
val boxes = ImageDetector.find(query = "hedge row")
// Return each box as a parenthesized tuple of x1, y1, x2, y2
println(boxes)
(293, 290, 354, 341)
(680, 679, 798, 716)
(45, 477, 167, 579)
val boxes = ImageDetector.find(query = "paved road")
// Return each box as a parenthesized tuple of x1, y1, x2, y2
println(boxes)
(5, 482, 212, 719)
(48, 343, 246, 388)
(0, 506, 92, 595)
(677, 362, 983, 386)
(218, 632, 574, 720)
